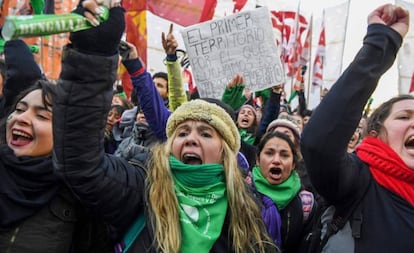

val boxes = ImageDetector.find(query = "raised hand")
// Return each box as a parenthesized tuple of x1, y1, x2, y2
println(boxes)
(79, 0, 121, 26)
(271, 84, 284, 94)
(70, 0, 125, 56)
(368, 4, 409, 37)
(227, 73, 244, 89)
(162, 23, 179, 55)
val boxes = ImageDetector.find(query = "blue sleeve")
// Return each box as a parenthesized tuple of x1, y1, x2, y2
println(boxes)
(123, 58, 171, 141)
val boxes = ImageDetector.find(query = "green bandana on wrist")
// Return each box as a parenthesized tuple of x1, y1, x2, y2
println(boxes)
(253, 165, 301, 210)
(169, 156, 228, 252)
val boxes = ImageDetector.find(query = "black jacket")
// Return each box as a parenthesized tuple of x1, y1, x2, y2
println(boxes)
(53, 47, 276, 252)
(301, 24, 414, 253)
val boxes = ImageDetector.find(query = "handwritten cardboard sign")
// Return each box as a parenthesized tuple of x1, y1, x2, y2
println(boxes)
(181, 7, 284, 99)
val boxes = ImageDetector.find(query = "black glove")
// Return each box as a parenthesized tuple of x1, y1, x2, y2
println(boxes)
(69, 6, 125, 56)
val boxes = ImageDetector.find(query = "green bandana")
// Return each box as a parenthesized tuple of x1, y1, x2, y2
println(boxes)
(169, 156, 228, 253)
(253, 165, 301, 210)
(239, 129, 256, 145)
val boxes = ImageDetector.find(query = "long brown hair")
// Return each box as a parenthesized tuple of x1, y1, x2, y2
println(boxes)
(147, 129, 277, 253)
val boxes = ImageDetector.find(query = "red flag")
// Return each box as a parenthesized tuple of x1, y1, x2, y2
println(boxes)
(285, 7, 308, 77)
(410, 72, 414, 93)
(270, 10, 307, 77)
(271, 11, 307, 47)
(120, 1, 147, 98)
(286, 24, 302, 76)
(232, 0, 248, 13)
(293, 66, 303, 91)
(312, 13, 325, 87)
(300, 15, 312, 66)
(147, 0, 217, 27)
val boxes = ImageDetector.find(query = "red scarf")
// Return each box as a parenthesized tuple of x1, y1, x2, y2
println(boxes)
(356, 136, 414, 207)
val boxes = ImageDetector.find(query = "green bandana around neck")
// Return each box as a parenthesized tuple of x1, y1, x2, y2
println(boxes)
(169, 156, 225, 186)
(169, 156, 228, 252)
(253, 165, 301, 210)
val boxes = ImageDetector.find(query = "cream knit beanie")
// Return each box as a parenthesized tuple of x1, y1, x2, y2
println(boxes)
(166, 99, 240, 153)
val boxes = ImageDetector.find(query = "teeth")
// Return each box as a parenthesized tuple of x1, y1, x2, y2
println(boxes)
(183, 154, 200, 159)
(12, 130, 32, 139)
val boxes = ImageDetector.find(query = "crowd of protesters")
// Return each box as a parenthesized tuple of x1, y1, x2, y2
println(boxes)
(0, 0, 413, 253)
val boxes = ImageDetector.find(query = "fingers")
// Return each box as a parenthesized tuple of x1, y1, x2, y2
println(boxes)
(380, 4, 396, 25)
(84, 10, 101, 26)
(368, 4, 410, 37)
(95, 0, 121, 8)
(125, 41, 138, 59)
(81, 0, 107, 26)
(169, 23, 174, 35)
(111, 0, 122, 8)
(82, 0, 99, 13)
(161, 32, 167, 45)
(227, 74, 244, 88)
(162, 23, 178, 54)
(235, 74, 244, 84)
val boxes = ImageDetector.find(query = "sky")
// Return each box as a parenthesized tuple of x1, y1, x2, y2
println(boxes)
(146, 0, 412, 109)
(302, 0, 403, 109)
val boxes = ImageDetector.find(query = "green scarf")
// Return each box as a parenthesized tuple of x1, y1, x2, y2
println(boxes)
(169, 156, 228, 253)
(253, 165, 301, 210)
(239, 129, 256, 145)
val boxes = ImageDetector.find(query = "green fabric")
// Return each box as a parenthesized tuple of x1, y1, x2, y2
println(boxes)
(0, 39, 38, 54)
(30, 0, 44, 14)
(221, 84, 247, 111)
(255, 88, 271, 107)
(170, 156, 228, 253)
(117, 92, 127, 98)
(287, 90, 298, 104)
(239, 129, 256, 145)
(167, 60, 187, 111)
(253, 165, 301, 210)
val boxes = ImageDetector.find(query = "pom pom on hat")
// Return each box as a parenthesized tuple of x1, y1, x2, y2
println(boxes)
(166, 99, 241, 153)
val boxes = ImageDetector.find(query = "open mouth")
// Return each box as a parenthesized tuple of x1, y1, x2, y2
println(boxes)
(405, 136, 414, 150)
(11, 129, 33, 145)
(182, 154, 202, 165)
(269, 167, 282, 181)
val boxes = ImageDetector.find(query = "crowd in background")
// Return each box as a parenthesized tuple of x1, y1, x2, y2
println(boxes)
(0, 1, 413, 253)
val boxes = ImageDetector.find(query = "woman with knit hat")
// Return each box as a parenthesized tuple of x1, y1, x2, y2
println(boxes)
(265, 114, 324, 210)
(52, 1, 278, 252)
(55, 100, 279, 252)
(266, 116, 301, 156)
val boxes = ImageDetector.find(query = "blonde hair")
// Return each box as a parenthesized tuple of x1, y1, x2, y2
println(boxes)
(147, 129, 276, 253)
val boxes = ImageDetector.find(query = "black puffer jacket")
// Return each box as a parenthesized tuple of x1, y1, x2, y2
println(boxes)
(53, 47, 272, 252)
